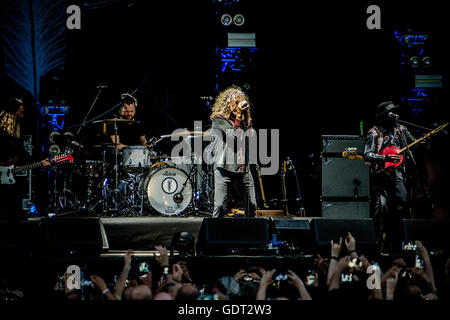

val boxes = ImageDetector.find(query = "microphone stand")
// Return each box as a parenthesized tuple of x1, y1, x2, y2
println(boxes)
(76, 86, 106, 136)
(73, 86, 106, 214)
(396, 118, 432, 132)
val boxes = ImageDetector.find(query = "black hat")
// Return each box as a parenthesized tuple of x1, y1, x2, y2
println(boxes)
(375, 101, 398, 118)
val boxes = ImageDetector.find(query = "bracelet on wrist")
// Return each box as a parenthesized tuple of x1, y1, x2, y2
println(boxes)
(331, 256, 339, 260)
(102, 288, 110, 295)
(348, 249, 356, 254)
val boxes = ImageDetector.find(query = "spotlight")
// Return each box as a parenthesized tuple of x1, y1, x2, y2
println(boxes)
(409, 56, 420, 68)
(62, 146, 74, 156)
(49, 144, 60, 157)
(422, 56, 432, 68)
(221, 14, 232, 26)
(49, 131, 61, 143)
(233, 13, 245, 26)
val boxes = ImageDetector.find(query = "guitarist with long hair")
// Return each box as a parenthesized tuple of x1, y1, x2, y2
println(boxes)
(0, 97, 51, 221)
(363, 101, 417, 253)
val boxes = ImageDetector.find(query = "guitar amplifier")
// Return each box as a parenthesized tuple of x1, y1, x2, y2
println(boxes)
(321, 135, 365, 154)
(321, 157, 369, 198)
(322, 200, 370, 218)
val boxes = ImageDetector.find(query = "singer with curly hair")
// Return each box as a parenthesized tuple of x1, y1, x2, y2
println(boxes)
(210, 85, 257, 217)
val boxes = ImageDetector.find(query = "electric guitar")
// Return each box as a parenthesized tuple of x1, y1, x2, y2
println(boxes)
(342, 148, 372, 166)
(0, 154, 74, 185)
(342, 122, 448, 170)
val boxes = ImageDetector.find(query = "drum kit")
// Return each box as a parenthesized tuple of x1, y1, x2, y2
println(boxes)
(53, 117, 214, 217)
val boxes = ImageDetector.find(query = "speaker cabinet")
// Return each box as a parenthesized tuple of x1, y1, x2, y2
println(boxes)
(41, 217, 109, 256)
(196, 218, 270, 255)
(401, 219, 450, 250)
(321, 135, 365, 154)
(321, 157, 369, 198)
(322, 201, 370, 219)
(312, 218, 376, 257)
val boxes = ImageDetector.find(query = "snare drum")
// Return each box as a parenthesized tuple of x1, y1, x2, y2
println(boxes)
(121, 146, 151, 169)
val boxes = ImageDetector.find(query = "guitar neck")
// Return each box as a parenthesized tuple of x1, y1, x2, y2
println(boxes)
(398, 123, 448, 154)
(12, 161, 43, 173)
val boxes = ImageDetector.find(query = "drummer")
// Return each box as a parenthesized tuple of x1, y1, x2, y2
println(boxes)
(110, 93, 147, 150)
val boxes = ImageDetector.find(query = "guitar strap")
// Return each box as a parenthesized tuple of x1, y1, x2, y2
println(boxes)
(372, 126, 383, 154)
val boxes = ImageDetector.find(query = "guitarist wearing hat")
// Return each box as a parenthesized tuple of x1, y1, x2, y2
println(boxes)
(363, 101, 417, 253)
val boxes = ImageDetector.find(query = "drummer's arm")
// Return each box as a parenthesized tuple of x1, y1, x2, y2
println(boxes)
(139, 135, 147, 146)
(110, 135, 127, 150)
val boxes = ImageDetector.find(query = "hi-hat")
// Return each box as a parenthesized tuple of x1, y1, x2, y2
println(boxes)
(160, 131, 211, 139)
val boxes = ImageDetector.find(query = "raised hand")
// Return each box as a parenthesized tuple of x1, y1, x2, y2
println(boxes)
(90, 275, 107, 291)
(155, 245, 169, 267)
(260, 269, 276, 287)
(124, 249, 134, 267)
(287, 270, 304, 289)
(415, 241, 429, 260)
(233, 269, 246, 281)
(337, 256, 351, 273)
(345, 232, 356, 252)
(331, 237, 342, 257)
(172, 263, 184, 283)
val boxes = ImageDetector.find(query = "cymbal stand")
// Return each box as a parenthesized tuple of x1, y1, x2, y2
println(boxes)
(113, 121, 119, 212)
(102, 148, 109, 213)
(186, 153, 212, 216)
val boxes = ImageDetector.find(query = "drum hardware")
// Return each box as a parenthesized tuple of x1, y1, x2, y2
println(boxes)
(173, 153, 213, 216)
(48, 163, 79, 214)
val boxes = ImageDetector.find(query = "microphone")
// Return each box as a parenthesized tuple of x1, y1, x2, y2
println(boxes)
(238, 100, 249, 111)
(200, 96, 214, 101)
(96, 85, 108, 89)
(388, 112, 399, 119)
(173, 192, 183, 204)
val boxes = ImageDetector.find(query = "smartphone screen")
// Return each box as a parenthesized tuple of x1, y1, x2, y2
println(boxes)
(415, 255, 424, 269)
(274, 273, 288, 281)
(341, 273, 353, 282)
(402, 241, 417, 251)
(139, 262, 150, 274)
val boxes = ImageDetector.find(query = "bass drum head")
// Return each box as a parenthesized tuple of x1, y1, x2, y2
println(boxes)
(143, 166, 192, 216)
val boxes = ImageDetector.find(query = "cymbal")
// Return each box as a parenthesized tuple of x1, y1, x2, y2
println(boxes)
(90, 142, 119, 148)
(160, 131, 211, 138)
(92, 118, 135, 124)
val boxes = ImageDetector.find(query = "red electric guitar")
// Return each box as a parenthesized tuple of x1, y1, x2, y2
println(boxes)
(382, 123, 448, 170)
(0, 154, 74, 185)
(343, 122, 448, 170)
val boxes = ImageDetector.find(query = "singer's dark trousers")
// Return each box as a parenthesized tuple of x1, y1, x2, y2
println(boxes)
(213, 167, 257, 218)
(372, 169, 409, 252)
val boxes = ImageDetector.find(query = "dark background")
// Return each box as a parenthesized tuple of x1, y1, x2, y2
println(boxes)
(1, 0, 448, 216)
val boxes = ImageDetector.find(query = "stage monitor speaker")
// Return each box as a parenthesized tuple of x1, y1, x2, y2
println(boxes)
(312, 218, 376, 256)
(41, 217, 109, 256)
(322, 201, 370, 219)
(321, 157, 369, 198)
(196, 218, 270, 255)
(273, 218, 314, 253)
(401, 219, 450, 251)
(321, 135, 365, 154)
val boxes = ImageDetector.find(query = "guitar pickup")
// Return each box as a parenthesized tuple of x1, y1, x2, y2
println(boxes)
(15, 170, 28, 177)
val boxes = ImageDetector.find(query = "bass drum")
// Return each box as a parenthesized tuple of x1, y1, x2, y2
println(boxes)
(138, 165, 193, 216)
